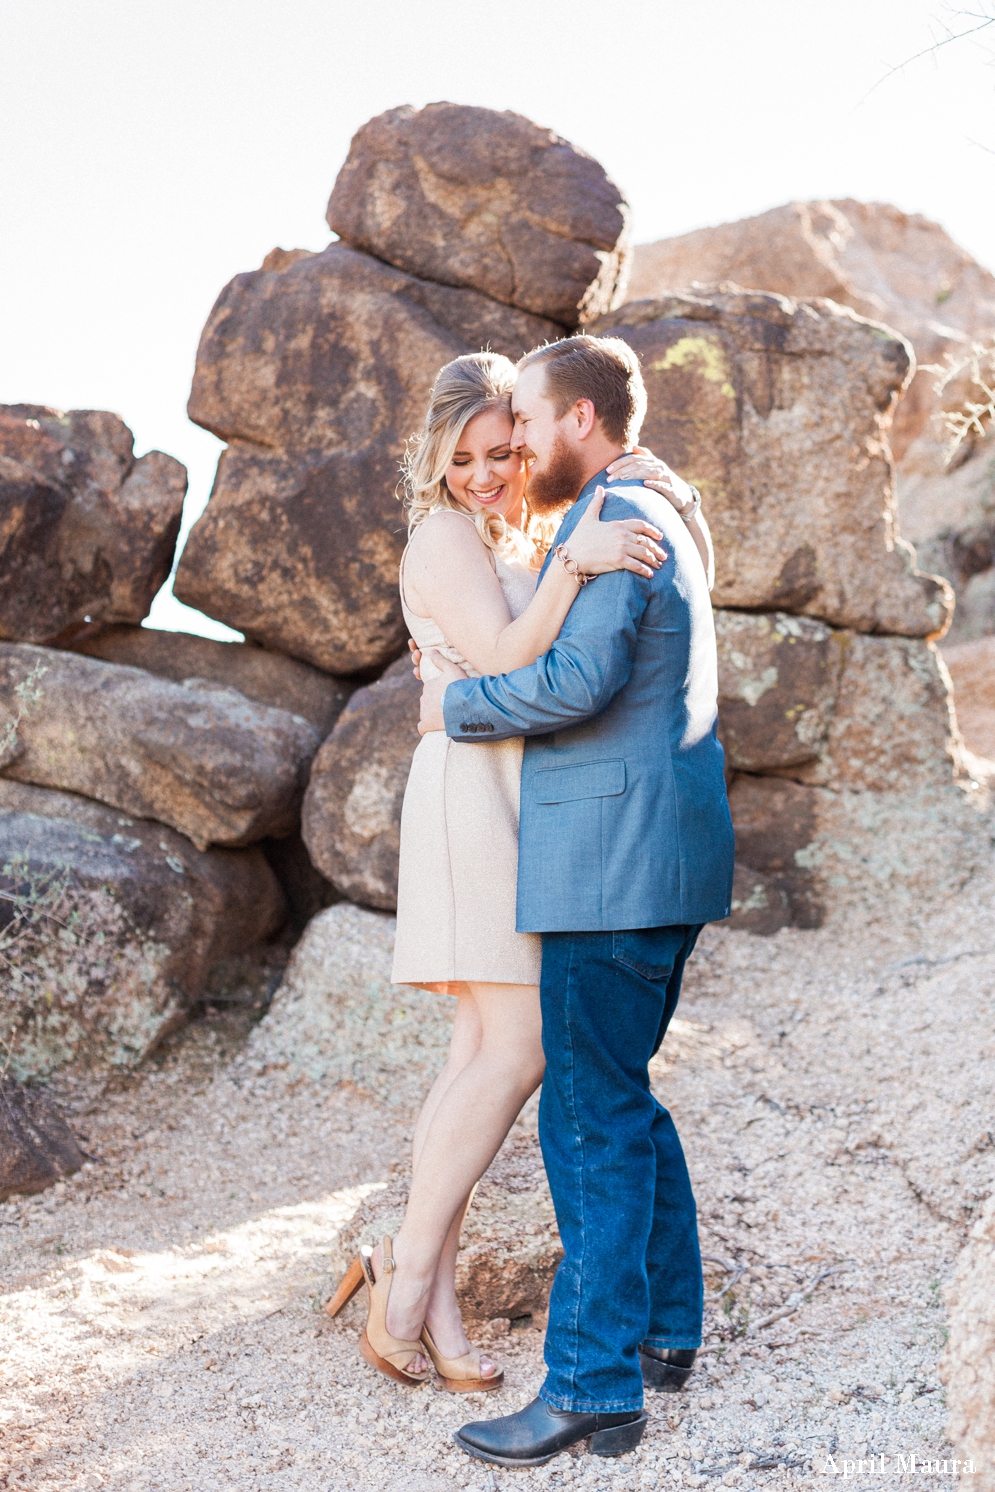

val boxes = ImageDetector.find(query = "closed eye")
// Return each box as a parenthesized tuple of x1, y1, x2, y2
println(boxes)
(451, 449, 514, 466)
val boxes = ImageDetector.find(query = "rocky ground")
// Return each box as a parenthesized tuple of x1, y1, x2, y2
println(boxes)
(4, 828, 994, 1492)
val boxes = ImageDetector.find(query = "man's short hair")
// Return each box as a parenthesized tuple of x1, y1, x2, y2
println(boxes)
(518, 334, 647, 446)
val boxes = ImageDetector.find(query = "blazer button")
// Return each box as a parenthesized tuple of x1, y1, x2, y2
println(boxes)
(486, 724, 494, 732)
(460, 724, 468, 732)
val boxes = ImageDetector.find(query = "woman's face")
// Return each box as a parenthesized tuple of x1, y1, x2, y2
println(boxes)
(445, 408, 528, 527)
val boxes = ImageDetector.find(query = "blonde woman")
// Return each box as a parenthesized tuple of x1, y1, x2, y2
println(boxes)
(328, 352, 711, 1392)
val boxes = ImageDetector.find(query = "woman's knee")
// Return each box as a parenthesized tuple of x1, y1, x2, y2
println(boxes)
(476, 1040, 545, 1098)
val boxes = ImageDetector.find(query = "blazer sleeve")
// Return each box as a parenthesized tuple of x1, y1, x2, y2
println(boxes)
(443, 566, 651, 741)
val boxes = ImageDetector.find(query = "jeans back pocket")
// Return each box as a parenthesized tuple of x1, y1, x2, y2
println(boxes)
(612, 927, 686, 981)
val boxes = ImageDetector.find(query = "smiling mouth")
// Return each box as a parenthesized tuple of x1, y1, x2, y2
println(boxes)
(469, 485, 506, 505)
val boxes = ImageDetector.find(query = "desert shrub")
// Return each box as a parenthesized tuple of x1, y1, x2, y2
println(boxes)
(0, 853, 175, 1079)
(929, 340, 995, 462)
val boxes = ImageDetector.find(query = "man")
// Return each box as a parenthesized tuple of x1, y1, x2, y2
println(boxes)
(418, 335, 735, 1468)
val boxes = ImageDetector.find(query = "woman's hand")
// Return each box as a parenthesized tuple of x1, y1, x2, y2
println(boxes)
(564, 486, 666, 579)
(607, 445, 699, 520)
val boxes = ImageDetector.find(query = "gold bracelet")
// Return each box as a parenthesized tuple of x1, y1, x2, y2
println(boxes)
(553, 544, 591, 586)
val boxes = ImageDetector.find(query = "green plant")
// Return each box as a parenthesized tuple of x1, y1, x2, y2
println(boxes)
(0, 855, 73, 1057)
(721, 1291, 751, 1337)
(0, 849, 163, 1079)
(0, 661, 48, 763)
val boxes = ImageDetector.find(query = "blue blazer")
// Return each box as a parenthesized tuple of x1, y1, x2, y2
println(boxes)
(442, 471, 735, 933)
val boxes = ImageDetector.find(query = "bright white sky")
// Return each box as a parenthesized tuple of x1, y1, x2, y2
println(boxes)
(2, 0, 993, 638)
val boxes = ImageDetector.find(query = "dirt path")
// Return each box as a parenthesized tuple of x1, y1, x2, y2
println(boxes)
(2, 883, 993, 1492)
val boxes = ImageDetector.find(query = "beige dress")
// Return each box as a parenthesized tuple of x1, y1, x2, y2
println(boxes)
(391, 532, 543, 994)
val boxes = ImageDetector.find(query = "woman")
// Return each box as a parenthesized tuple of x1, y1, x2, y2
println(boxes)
(328, 351, 711, 1391)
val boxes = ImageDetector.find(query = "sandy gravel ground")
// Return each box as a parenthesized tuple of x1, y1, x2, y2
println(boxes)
(2, 865, 993, 1492)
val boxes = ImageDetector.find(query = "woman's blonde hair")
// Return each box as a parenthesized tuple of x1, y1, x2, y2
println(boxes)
(400, 352, 550, 567)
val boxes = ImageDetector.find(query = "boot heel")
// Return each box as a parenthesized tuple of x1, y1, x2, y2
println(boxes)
(639, 1346, 696, 1393)
(590, 1412, 648, 1457)
(326, 1255, 366, 1319)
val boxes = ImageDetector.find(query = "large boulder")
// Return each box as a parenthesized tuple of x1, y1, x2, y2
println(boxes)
(722, 625, 961, 931)
(728, 775, 822, 929)
(717, 618, 959, 791)
(941, 1192, 995, 1491)
(259, 829, 339, 937)
(175, 244, 561, 674)
(0, 405, 186, 643)
(726, 862, 795, 936)
(301, 658, 418, 910)
(590, 290, 953, 638)
(715, 611, 838, 772)
(725, 767, 978, 937)
(625, 199, 995, 461)
(814, 634, 959, 792)
(326, 103, 630, 329)
(0, 644, 320, 849)
(235, 902, 450, 1107)
(65, 624, 353, 737)
(0, 1076, 85, 1200)
(0, 781, 285, 1078)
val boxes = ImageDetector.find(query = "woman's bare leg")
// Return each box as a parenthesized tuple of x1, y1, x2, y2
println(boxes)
(368, 992, 483, 1372)
(372, 981, 544, 1367)
(409, 988, 482, 1173)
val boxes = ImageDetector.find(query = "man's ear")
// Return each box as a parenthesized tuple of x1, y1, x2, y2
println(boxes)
(572, 398, 598, 441)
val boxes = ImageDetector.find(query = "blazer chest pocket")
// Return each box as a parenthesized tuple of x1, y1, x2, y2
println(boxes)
(532, 759, 626, 804)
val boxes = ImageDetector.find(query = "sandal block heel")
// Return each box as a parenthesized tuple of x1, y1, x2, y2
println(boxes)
(589, 1411, 648, 1457)
(326, 1253, 369, 1319)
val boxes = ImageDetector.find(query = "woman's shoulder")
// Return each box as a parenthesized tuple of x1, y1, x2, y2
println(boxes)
(408, 509, 488, 559)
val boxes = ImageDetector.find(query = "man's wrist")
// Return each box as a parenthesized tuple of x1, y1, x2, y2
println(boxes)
(440, 680, 454, 736)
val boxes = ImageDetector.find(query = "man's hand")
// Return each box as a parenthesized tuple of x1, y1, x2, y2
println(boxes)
(408, 636, 422, 681)
(417, 651, 468, 735)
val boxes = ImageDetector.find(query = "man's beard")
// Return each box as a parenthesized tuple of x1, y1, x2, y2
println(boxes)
(525, 432, 588, 515)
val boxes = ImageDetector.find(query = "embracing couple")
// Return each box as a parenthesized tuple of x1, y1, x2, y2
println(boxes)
(329, 335, 735, 1468)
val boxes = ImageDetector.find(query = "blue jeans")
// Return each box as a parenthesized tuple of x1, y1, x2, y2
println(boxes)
(537, 924, 704, 1413)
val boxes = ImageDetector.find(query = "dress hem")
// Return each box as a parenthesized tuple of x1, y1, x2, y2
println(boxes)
(392, 975, 540, 996)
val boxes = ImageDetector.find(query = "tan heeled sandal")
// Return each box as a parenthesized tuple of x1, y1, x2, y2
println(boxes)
(326, 1237, 430, 1387)
(419, 1324, 504, 1393)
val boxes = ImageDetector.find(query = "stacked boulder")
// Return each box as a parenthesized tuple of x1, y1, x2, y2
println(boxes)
(169, 102, 631, 907)
(0, 408, 350, 1091)
(174, 102, 629, 675)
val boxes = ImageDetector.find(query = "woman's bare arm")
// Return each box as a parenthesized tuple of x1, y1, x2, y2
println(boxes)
(608, 449, 715, 589)
(685, 510, 715, 590)
(403, 499, 664, 677)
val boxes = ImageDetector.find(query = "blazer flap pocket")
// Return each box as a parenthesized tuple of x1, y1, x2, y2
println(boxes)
(532, 759, 626, 804)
